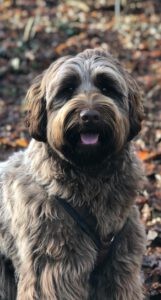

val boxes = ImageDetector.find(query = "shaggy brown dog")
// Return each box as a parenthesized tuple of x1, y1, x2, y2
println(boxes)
(0, 49, 145, 300)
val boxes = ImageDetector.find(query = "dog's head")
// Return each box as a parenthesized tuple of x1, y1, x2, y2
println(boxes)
(25, 49, 143, 167)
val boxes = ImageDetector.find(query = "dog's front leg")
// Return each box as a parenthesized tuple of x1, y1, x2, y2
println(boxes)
(92, 208, 145, 300)
(17, 256, 90, 300)
(17, 265, 58, 300)
(93, 263, 144, 300)
(16, 263, 40, 300)
(43, 260, 90, 300)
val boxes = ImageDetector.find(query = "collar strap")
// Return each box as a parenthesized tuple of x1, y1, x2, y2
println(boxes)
(55, 196, 115, 251)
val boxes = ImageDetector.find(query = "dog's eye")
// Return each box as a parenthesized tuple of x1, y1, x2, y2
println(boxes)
(101, 86, 123, 101)
(101, 87, 108, 94)
(55, 85, 76, 101)
(100, 86, 117, 97)
(99, 84, 115, 97)
(68, 87, 75, 92)
(55, 73, 81, 101)
(95, 74, 123, 101)
(62, 85, 76, 96)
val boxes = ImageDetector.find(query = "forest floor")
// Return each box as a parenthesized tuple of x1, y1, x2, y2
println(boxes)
(0, 1, 161, 298)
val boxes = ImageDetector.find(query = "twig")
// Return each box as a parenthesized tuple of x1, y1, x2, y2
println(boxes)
(23, 17, 35, 43)
(115, 0, 121, 28)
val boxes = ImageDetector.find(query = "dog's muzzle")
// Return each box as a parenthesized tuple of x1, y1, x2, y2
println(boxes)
(79, 109, 101, 146)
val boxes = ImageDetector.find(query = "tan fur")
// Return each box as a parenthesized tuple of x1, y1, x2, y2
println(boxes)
(0, 49, 145, 300)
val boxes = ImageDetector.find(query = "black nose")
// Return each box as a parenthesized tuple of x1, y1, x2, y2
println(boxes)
(80, 109, 100, 123)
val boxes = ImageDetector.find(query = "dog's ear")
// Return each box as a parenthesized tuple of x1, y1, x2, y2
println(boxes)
(25, 72, 47, 142)
(126, 73, 144, 141)
(25, 56, 71, 142)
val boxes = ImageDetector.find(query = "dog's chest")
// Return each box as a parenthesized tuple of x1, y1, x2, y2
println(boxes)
(25, 197, 98, 273)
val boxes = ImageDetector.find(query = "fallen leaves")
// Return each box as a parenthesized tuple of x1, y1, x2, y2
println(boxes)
(137, 149, 157, 162)
(0, 137, 28, 148)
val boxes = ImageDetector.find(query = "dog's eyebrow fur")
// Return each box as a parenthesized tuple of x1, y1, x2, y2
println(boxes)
(58, 73, 80, 88)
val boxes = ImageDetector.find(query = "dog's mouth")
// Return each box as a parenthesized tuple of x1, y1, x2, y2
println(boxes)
(80, 133, 99, 146)
(63, 125, 115, 164)
(65, 126, 101, 148)
(62, 124, 116, 167)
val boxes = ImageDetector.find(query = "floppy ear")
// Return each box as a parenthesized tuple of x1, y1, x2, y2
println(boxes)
(25, 56, 72, 142)
(25, 72, 47, 142)
(126, 73, 144, 141)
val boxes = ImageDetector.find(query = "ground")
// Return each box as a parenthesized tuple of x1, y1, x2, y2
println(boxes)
(0, 1, 161, 299)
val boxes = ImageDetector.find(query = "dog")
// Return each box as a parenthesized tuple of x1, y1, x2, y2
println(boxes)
(0, 48, 146, 300)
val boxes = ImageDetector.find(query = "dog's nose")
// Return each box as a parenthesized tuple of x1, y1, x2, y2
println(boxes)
(80, 109, 100, 123)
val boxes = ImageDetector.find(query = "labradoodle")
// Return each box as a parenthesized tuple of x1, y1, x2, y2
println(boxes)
(0, 49, 146, 300)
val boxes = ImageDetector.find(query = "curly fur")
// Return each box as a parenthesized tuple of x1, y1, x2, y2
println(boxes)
(0, 49, 145, 300)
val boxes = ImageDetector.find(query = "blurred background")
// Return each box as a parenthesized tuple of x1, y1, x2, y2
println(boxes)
(0, 0, 161, 298)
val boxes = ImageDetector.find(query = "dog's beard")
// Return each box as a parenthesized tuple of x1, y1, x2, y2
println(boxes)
(47, 96, 129, 167)
(61, 123, 116, 166)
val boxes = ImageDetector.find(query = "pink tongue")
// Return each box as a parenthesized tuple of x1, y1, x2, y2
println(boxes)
(80, 133, 99, 145)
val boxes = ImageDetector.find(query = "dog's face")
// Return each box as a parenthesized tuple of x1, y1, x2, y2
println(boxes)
(25, 49, 143, 167)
